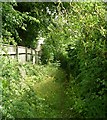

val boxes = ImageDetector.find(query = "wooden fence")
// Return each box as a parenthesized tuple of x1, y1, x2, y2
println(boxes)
(0, 44, 38, 64)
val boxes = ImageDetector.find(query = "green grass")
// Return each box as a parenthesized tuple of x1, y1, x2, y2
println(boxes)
(24, 64, 66, 118)
(33, 75, 63, 116)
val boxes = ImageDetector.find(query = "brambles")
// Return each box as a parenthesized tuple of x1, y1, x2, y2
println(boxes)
(1, 57, 66, 118)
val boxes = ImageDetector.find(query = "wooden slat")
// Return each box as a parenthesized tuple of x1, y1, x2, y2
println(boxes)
(0, 44, 38, 64)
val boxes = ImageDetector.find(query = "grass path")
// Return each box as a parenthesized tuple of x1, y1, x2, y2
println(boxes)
(33, 75, 65, 117)
(22, 65, 68, 118)
(2, 64, 69, 118)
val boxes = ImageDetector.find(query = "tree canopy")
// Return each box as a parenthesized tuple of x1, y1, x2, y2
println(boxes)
(1, 2, 107, 118)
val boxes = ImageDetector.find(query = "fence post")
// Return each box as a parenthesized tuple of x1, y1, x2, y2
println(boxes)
(36, 51, 39, 64)
(25, 47, 27, 62)
(31, 49, 33, 62)
(32, 50, 35, 64)
(16, 46, 18, 61)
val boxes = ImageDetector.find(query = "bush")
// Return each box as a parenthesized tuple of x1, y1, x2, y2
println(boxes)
(1, 57, 66, 118)
(64, 39, 106, 118)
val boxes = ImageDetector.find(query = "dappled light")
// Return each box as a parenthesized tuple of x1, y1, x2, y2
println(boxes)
(1, 2, 106, 119)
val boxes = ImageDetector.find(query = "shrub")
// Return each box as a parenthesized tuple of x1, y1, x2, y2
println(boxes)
(1, 57, 66, 118)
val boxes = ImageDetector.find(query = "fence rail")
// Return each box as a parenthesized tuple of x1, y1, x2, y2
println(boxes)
(0, 44, 38, 64)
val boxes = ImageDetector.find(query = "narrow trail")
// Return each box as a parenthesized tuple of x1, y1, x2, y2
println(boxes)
(24, 65, 68, 118)
(33, 74, 66, 117)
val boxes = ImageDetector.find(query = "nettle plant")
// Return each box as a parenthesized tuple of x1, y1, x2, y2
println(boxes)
(1, 57, 37, 118)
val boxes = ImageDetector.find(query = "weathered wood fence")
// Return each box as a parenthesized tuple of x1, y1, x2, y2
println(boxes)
(0, 44, 38, 64)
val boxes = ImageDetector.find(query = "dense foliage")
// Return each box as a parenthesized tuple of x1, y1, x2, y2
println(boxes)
(1, 57, 66, 118)
(41, 2, 106, 118)
(2, 2, 58, 48)
(1, 2, 107, 119)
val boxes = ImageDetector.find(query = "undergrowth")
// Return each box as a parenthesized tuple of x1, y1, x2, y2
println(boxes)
(1, 56, 66, 119)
